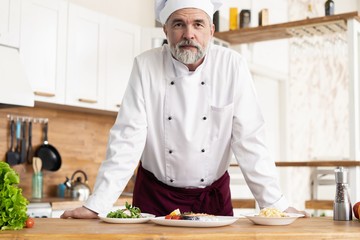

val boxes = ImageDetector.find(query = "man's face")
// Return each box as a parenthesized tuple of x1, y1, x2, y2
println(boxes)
(163, 8, 214, 68)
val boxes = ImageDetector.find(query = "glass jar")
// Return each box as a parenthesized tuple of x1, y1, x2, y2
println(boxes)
(32, 172, 43, 199)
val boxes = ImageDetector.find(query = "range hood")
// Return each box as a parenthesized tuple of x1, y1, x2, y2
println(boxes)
(0, 44, 34, 107)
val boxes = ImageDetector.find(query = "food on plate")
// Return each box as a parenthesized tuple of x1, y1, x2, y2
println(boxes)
(258, 207, 288, 218)
(353, 201, 360, 219)
(165, 208, 182, 220)
(164, 209, 216, 221)
(106, 202, 142, 219)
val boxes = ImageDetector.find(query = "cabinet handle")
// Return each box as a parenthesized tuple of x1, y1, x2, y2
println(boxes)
(116, 104, 121, 108)
(34, 91, 55, 97)
(78, 98, 98, 104)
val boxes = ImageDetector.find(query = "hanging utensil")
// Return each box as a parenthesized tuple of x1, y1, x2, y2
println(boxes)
(27, 121, 33, 164)
(20, 121, 27, 164)
(5, 120, 20, 166)
(34, 122, 62, 171)
(15, 120, 21, 156)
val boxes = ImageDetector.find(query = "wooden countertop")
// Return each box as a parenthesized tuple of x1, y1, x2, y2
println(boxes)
(1, 217, 359, 240)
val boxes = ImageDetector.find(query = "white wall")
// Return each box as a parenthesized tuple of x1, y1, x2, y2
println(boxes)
(69, 0, 155, 27)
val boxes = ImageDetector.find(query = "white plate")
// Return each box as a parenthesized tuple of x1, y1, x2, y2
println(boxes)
(244, 213, 304, 226)
(151, 216, 239, 228)
(99, 213, 155, 224)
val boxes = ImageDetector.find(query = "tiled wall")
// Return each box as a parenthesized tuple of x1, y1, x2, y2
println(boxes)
(287, 0, 350, 208)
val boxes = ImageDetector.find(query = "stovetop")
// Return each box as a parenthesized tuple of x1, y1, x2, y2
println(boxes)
(27, 202, 52, 218)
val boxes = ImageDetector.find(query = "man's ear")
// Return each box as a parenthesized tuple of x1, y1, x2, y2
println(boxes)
(163, 25, 167, 36)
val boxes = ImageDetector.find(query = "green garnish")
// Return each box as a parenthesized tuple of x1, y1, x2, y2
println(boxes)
(106, 202, 142, 218)
(0, 162, 29, 230)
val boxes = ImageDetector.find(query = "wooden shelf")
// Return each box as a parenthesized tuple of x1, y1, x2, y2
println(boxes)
(275, 161, 360, 167)
(305, 200, 333, 210)
(214, 11, 360, 45)
(230, 161, 360, 168)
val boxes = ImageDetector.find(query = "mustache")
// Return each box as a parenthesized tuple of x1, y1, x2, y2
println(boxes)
(177, 40, 201, 51)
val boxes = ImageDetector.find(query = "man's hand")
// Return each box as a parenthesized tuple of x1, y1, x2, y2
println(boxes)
(285, 206, 311, 217)
(60, 206, 99, 219)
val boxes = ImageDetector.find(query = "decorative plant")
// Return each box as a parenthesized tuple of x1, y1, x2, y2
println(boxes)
(0, 161, 29, 230)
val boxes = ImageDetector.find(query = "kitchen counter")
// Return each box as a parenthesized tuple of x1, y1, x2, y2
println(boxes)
(28, 195, 133, 211)
(1, 217, 359, 240)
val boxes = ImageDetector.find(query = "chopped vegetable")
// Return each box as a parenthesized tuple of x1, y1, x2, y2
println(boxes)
(0, 162, 29, 230)
(107, 202, 142, 218)
(25, 218, 35, 228)
(165, 209, 214, 220)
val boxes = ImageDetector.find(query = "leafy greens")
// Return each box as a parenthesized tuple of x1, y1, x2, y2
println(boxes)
(0, 162, 29, 230)
(107, 202, 142, 218)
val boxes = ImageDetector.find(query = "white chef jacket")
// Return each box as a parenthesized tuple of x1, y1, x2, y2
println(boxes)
(85, 43, 289, 215)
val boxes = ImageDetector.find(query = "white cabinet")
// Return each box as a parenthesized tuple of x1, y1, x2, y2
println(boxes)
(0, 0, 20, 48)
(65, 3, 106, 109)
(103, 17, 141, 112)
(19, 0, 67, 104)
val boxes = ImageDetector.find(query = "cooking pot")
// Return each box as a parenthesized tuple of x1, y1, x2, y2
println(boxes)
(64, 170, 91, 201)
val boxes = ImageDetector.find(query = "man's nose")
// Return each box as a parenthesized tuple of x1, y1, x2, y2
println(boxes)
(183, 26, 195, 39)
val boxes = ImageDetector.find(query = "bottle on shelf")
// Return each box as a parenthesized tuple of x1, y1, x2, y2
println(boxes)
(325, 0, 335, 16)
(229, 7, 238, 30)
(240, 9, 251, 28)
(306, 4, 315, 19)
(213, 10, 220, 32)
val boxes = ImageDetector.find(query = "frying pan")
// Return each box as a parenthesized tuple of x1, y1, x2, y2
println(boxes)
(35, 122, 62, 171)
(6, 120, 20, 165)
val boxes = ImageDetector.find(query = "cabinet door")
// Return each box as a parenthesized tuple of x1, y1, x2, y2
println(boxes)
(104, 17, 141, 112)
(0, 0, 20, 48)
(66, 3, 105, 109)
(19, 0, 67, 104)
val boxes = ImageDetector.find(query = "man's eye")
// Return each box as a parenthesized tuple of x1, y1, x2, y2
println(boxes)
(174, 23, 183, 27)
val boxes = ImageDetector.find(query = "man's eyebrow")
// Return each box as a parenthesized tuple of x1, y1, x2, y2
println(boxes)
(170, 18, 185, 23)
(194, 19, 206, 24)
(170, 18, 207, 24)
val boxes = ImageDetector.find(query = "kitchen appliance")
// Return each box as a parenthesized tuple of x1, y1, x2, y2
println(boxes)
(27, 203, 52, 218)
(333, 167, 352, 221)
(64, 170, 91, 201)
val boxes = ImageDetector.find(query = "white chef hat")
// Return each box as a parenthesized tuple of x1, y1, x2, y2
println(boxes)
(155, 0, 223, 24)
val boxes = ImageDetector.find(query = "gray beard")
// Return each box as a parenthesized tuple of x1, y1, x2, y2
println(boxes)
(170, 40, 208, 65)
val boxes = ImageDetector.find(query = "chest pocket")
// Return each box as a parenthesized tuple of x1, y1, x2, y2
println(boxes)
(210, 103, 234, 141)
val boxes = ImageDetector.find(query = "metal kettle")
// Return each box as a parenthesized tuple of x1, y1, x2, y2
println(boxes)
(64, 170, 91, 201)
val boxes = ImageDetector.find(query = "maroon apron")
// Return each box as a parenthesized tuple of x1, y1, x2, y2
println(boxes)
(133, 162, 233, 216)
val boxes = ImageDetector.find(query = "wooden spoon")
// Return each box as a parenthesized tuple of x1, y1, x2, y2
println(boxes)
(37, 157, 42, 172)
(32, 157, 42, 173)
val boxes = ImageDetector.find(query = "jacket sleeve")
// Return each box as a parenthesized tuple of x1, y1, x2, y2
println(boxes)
(84, 58, 148, 215)
(230, 57, 289, 211)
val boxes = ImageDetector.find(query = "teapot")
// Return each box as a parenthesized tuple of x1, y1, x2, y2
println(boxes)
(64, 170, 91, 201)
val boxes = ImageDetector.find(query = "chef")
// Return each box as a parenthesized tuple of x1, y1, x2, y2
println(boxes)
(61, 0, 307, 218)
